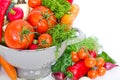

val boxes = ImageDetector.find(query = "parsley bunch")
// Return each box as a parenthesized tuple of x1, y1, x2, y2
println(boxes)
(42, 0, 71, 19)
(47, 24, 76, 47)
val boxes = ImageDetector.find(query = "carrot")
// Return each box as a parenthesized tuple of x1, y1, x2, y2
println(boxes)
(70, 4, 80, 18)
(0, 56, 17, 80)
(61, 4, 80, 29)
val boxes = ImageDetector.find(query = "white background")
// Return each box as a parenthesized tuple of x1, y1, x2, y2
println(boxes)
(73, 0, 120, 80)
(0, 0, 120, 80)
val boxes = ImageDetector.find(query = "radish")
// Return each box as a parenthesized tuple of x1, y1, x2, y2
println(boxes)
(67, 0, 73, 4)
(104, 62, 119, 70)
(28, 44, 38, 50)
(88, 50, 97, 58)
(15, 0, 30, 20)
(8, 7, 24, 21)
(51, 72, 66, 80)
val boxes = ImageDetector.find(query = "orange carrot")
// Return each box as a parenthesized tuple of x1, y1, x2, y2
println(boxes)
(61, 4, 80, 29)
(0, 56, 17, 80)
(70, 4, 80, 18)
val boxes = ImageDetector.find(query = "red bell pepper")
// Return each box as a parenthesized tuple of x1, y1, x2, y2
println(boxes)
(67, 60, 90, 80)
(0, 0, 11, 42)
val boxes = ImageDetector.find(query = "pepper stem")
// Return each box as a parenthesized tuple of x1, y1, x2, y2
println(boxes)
(66, 71, 73, 78)
(10, 9, 16, 15)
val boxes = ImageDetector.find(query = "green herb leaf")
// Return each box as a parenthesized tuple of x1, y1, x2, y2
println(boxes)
(98, 51, 116, 64)
(47, 24, 76, 47)
(42, 0, 71, 19)
(68, 37, 102, 52)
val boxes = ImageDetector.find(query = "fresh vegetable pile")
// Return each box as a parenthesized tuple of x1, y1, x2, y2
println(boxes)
(0, 0, 118, 80)
(1, 0, 79, 49)
(51, 37, 119, 80)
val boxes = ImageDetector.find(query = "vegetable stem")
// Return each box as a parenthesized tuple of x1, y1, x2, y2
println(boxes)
(10, 9, 16, 15)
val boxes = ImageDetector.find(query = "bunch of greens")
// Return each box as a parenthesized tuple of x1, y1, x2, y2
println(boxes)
(42, 0, 71, 19)
(51, 45, 74, 75)
(51, 37, 101, 75)
(98, 51, 116, 64)
(67, 37, 102, 52)
(47, 24, 76, 47)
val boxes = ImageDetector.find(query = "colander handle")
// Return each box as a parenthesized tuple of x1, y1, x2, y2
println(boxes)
(66, 28, 86, 46)
(74, 27, 86, 38)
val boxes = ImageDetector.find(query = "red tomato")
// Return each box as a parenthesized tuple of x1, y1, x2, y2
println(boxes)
(97, 67, 106, 76)
(4, 19, 34, 49)
(71, 51, 80, 62)
(27, 6, 57, 34)
(28, 0, 42, 8)
(87, 70, 98, 79)
(84, 57, 96, 68)
(96, 57, 105, 67)
(31, 6, 57, 28)
(27, 11, 48, 34)
(78, 48, 89, 60)
(38, 33, 52, 48)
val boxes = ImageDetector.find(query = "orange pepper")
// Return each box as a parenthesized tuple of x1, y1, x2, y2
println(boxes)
(61, 4, 80, 29)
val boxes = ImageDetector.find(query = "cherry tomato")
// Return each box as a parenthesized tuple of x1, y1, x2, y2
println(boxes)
(97, 67, 106, 76)
(4, 19, 34, 49)
(96, 57, 105, 67)
(71, 51, 79, 62)
(87, 70, 98, 79)
(38, 33, 52, 48)
(78, 48, 89, 60)
(84, 57, 96, 68)
(28, 0, 42, 8)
